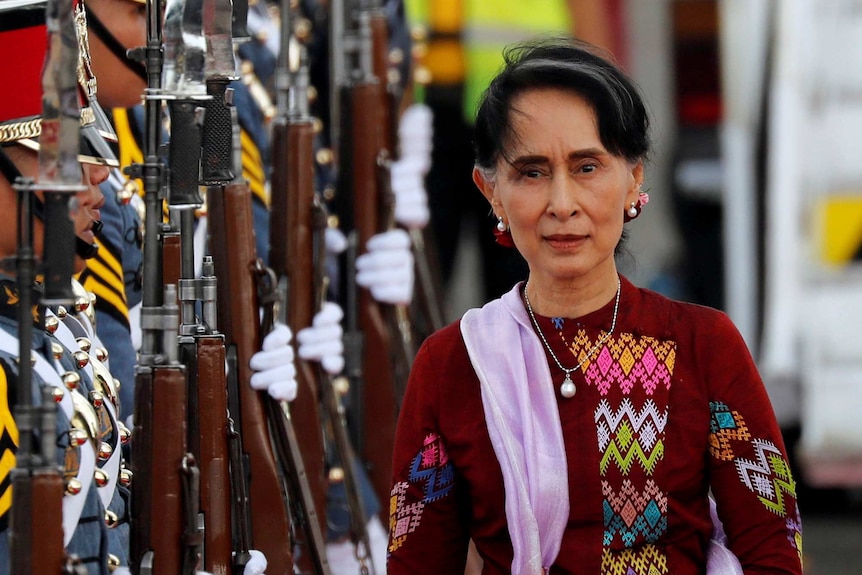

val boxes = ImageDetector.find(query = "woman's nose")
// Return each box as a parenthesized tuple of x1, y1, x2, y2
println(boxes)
(546, 174, 578, 218)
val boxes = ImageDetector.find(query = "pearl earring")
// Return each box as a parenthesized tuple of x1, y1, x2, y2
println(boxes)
(627, 202, 638, 218)
(496, 217, 507, 232)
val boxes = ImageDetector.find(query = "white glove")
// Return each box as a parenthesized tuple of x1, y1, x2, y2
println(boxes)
(391, 157, 430, 229)
(325, 227, 348, 255)
(398, 104, 433, 161)
(249, 323, 298, 402)
(243, 549, 268, 575)
(297, 302, 345, 375)
(355, 229, 414, 305)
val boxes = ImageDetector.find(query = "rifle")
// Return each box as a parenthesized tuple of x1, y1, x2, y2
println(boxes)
(368, 0, 416, 385)
(126, 0, 200, 572)
(369, 3, 447, 341)
(331, 0, 411, 515)
(269, 0, 328, 534)
(270, 4, 375, 570)
(9, 175, 67, 575)
(164, 0, 247, 570)
(205, 59, 297, 575)
(7, 3, 76, 571)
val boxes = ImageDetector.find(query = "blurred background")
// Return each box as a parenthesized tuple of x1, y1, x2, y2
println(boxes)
(410, 0, 862, 572)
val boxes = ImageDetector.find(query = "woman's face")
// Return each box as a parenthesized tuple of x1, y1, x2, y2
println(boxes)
(474, 88, 642, 286)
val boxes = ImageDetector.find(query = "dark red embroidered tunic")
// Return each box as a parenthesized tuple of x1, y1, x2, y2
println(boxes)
(387, 277, 803, 574)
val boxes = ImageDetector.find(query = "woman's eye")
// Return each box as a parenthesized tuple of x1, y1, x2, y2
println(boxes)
(520, 169, 542, 179)
(578, 163, 597, 174)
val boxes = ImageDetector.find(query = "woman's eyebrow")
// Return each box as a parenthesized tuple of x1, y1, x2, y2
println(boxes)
(511, 148, 608, 165)
(509, 154, 549, 166)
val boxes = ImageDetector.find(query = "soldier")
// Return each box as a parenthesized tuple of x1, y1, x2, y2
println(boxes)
(77, 0, 146, 419)
(0, 2, 132, 572)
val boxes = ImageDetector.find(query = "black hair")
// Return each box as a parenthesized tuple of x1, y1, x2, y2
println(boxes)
(473, 36, 651, 171)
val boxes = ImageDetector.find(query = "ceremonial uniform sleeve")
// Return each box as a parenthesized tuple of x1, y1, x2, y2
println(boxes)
(387, 333, 470, 574)
(703, 312, 803, 574)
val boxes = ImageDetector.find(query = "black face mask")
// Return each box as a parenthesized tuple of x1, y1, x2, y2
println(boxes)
(86, 6, 148, 83)
(0, 146, 102, 260)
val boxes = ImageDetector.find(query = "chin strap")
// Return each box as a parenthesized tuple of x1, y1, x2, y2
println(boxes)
(1, 146, 101, 260)
(86, 6, 147, 83)
(76, 222, 101, 260)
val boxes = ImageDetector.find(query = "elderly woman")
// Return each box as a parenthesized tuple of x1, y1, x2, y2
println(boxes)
(387, 38, 803, 575)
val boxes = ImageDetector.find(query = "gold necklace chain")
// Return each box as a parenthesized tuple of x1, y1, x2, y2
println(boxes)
(523, 278, 621, 398)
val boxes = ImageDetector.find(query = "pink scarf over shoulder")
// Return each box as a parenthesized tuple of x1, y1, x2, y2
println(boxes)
(461, 284, 569, 574)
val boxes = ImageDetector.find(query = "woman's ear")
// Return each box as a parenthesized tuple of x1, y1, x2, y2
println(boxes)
(473, 167, 497, 208)
(627, 161, 645, 203)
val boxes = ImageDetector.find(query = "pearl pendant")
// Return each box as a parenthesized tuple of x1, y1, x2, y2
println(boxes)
(560, 373, 576, 398)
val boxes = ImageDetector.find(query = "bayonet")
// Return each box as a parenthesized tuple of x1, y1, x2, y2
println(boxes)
(39, 0, 87, 306)
(200, 0, 237, 184)
(203, 0, 236, 80)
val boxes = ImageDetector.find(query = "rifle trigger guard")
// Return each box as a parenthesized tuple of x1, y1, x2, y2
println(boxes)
(253, 260, 280, 307)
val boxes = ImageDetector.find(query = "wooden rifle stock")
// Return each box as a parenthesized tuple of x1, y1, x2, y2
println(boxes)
(207, 181, 295, 574)
(370, 12, 399, 156)
(9, 389, 67, 575)
(130, 366, 191, 574)
(182, 334, 232, 572)
(10, 470, 65, 574)
(163, 232, 182, 289)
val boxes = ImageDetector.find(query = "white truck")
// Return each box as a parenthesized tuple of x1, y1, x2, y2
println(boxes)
(721, 0, 862, 486)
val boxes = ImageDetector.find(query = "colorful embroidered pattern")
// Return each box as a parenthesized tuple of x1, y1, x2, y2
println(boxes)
(585, 332, 675, 572)
(600, 545, 668, 575)
(388, 433, 455, 553)
(596, 399, 667, 475)
(708, 401, 751, 461)
(709, 401, 798, 520)
(562, 331, 676, 396)
(602, 480, 667, 547)
(735, 438, 797, 516)
(787, 503, 803, 564)
(708, 399, 802, 567)
(388, 482, 423, 553)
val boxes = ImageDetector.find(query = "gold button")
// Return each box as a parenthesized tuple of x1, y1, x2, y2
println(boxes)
(76, 337, 92, 353)
(65, 478, 83, 495)
(328, 467, 345, 483)
(62, 372, 81, 391)
(316, 148, 333, 166)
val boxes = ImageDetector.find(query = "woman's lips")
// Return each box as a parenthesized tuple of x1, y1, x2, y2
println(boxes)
(545, 234, 587, 249)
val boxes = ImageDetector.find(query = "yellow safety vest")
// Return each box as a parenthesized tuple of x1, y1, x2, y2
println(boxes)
(405, 0, 571, 120)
